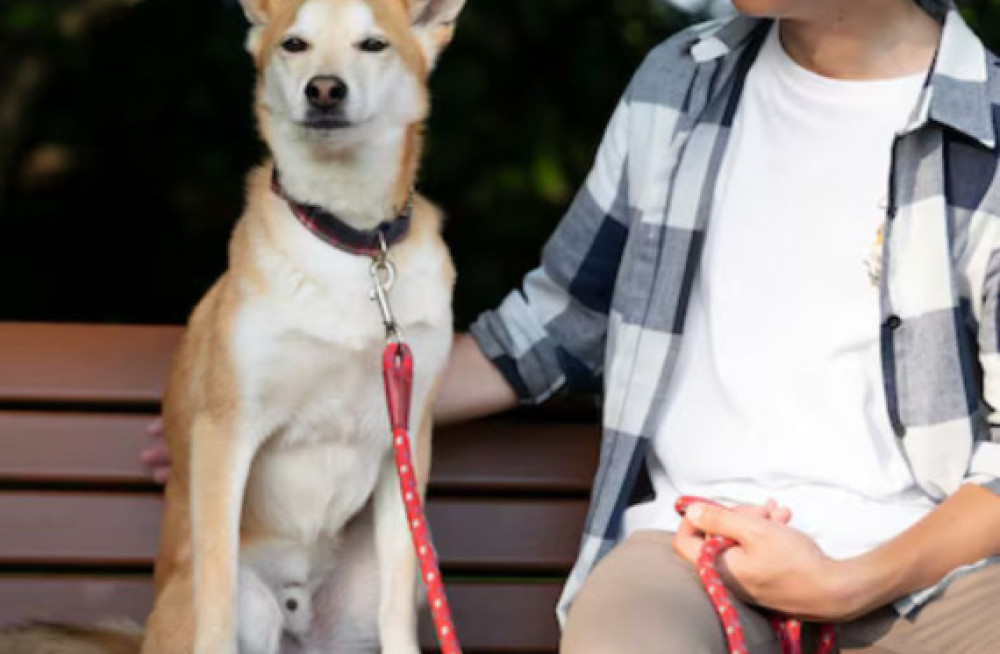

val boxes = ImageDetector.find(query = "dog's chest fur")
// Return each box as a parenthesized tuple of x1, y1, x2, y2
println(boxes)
(232, 198, 453, 548)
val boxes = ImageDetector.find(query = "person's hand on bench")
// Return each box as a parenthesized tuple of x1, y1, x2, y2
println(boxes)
(140, 417, 171, 484)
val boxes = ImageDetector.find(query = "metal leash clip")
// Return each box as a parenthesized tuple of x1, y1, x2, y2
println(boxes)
(370, 232, 404, 343)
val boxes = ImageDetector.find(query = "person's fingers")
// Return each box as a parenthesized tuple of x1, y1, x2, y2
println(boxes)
(733, 504, 769, 519)
(140, 443, 171, 466)
(685, 502, 764, 543)
(673, 520, 705, 564)
(146, 417, 164, 437)
(762, 497, 793, 524)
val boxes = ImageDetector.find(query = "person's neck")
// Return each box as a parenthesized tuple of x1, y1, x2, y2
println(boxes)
(778, 0, 942, 80)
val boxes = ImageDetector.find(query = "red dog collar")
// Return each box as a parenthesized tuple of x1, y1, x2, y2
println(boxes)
(271, 168, 412, 257)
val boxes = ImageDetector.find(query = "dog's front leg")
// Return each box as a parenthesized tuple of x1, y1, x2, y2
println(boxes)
(190, 414, 257, 654)
(372, 451, 421, 654)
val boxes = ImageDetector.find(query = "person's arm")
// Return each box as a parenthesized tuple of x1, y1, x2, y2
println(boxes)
(835, 482, 1000, 618)
(466, 94, 633, 407)
(433, 333, 519, 426)
(673, 483, 1000, 621)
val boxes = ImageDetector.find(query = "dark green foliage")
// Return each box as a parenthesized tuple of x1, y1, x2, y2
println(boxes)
(0, 0, 682, 324)
(962, 0, 1000, 47)
(1, 1, 998, 325)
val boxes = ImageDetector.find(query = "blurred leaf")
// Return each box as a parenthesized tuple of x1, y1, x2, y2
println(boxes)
(1, 3, 50, 33)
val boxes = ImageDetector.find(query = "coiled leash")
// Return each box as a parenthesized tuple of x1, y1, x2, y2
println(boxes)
(372, 238, 463, 654)
(675, 496, 836, 654)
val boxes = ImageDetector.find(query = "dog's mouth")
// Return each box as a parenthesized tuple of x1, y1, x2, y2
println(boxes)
(299, 117, 355, 130)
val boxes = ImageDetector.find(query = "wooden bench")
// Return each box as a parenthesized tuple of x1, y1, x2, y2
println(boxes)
(0, 322, 600, 652)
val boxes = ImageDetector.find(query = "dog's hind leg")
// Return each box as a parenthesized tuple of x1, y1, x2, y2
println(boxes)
(189, 413, 258, 654)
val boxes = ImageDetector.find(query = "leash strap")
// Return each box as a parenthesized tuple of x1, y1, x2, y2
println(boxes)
(374, 241, 463, 654)
(675, 496, 836, 654)
(383, 343, 462, 654)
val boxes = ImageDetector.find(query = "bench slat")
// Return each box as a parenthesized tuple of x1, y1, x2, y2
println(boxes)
(0, 413, 155, 484)
(0, 324, 180, 405)
(0, 576, 561, 652)
(0, 412, 599, 493)
(0, 493, 585, 572)
(433, 420, 598, 494)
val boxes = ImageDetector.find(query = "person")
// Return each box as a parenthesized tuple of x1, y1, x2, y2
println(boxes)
(144, 0, 1000, 651)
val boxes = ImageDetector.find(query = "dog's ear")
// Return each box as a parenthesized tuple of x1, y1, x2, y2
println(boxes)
(409, 0, 467, 68)
(237, 0, 274, 58)
(238, 0, 271, 26)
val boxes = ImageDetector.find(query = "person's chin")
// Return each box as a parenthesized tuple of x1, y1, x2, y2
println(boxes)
(730, 0, 785, 18)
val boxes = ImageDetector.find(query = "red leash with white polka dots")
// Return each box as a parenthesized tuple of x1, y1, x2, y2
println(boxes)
(384, 342, 462, 654)
(675, 496, 836, 654)
(373, 240, 462, 654)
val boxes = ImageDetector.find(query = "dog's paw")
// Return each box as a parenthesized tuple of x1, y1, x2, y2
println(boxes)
(379, 635, 420, 654)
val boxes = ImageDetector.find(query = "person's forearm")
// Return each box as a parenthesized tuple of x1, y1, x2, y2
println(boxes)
(433, 333, 519, 426)
(834, 483, 1000, 619)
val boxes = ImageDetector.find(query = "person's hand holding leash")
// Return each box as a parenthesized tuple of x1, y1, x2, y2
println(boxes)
(674, 500, 849, 621)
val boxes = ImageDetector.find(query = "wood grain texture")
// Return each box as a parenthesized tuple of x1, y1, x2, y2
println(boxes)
(0, 576, 561, 652)
(0, 411, 600, 493)
(0, 412, 157, 484)
(0, 323, 180, 405)
(433, 420, 599, 495)
(0, 493, 586, 571)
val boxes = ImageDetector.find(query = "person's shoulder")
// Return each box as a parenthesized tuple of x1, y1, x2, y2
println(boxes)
(634, 19, 724, 76)
(626, 18, 725, 106)
(648, 19, 725, 59)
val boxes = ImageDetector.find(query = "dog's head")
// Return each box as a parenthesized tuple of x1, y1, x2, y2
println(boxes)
(239, 0, 466, 150)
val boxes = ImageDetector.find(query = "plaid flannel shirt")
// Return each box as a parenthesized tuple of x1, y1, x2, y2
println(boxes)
(470, 2, 1000, 625)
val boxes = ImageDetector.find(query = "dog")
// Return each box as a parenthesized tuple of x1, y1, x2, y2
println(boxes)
(0, 1, 462, 651)
(139, 0, 464, 652)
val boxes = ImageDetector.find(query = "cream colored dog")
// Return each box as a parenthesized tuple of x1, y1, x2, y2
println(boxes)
(140, 0, 463, 652)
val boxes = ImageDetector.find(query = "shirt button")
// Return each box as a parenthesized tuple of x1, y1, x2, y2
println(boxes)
(886, 315, 903, 330)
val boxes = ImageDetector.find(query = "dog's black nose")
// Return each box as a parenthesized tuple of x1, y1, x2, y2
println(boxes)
(305, 76, 348, 111)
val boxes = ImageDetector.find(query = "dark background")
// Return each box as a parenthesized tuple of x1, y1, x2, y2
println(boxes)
(1, 0, 999, 327)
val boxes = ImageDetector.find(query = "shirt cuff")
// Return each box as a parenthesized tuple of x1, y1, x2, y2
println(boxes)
(469, 294, 567, 405)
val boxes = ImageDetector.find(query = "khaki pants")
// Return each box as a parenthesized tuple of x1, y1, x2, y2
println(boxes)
(561, 531, 1000, 654)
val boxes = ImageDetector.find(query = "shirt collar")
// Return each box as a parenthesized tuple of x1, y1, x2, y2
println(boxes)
(687, 3, 996, 150)
(919, 8, 995, 149)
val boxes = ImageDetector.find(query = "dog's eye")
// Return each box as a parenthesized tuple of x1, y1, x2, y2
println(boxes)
(281, 37, 310, 54)
(357, 37, 389, 53)
(285, 598, 298, 612)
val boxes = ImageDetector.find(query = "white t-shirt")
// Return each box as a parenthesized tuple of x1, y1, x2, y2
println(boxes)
(624, 23, 936, 559)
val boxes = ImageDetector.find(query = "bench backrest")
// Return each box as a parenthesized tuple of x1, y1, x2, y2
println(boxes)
(0, 322, 599, 652)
